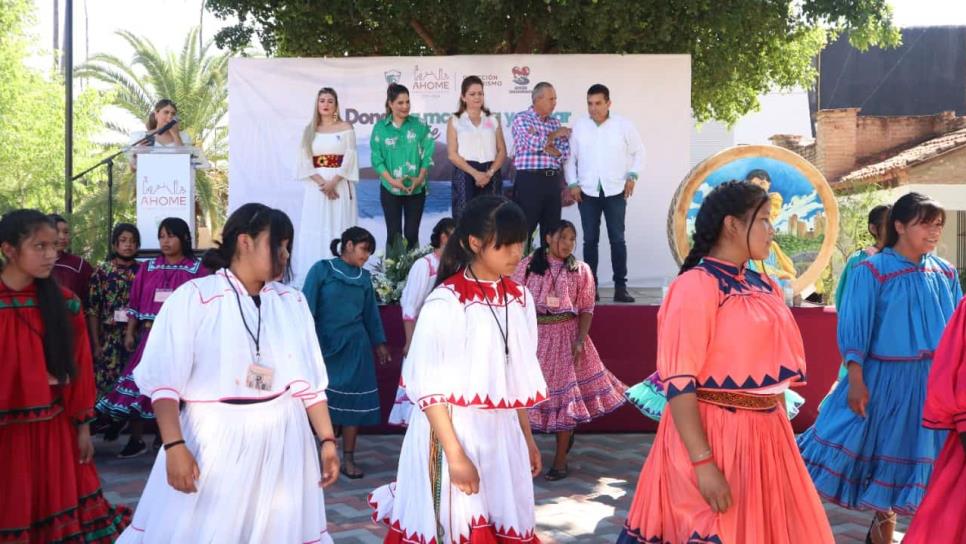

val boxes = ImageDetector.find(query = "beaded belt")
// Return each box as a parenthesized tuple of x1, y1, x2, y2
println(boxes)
(537, 313, 576, 325)
(696, 390, 783, 411)
(313, 154, 344, 168)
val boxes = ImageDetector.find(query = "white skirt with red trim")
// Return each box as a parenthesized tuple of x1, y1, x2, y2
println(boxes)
(116, 390, 332, 544)
(369, 405, 540, 544)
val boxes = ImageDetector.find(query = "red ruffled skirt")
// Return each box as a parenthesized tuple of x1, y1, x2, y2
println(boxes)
(0, 404, 131, 543)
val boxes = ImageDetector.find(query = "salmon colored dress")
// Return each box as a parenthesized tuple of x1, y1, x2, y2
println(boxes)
(617, 258, 833, 544)
(904, 298, 966, 543)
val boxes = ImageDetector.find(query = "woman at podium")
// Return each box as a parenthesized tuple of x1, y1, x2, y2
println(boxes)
(292, 87, 359, 287)
(128, 99, 191, 168)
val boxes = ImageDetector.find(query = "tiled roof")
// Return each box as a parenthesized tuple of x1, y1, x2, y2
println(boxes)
(837, 127, 966, 184)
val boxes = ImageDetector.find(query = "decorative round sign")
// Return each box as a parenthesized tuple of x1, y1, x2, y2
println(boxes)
(667, 145, 839, 295)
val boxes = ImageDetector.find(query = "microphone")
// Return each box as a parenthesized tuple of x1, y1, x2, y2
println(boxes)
(155, 116, 179, 136)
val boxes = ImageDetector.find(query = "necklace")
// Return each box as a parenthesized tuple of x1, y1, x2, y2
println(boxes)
(466, 266, 510, 365)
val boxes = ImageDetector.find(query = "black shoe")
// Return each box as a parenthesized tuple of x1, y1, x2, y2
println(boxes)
(544, 465, 569, 481)
(117, 438, 147, 459)
(102, 420, 127, 442)
(614, 287, 635, 303)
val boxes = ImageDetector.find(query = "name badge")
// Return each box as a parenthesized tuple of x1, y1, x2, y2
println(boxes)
(113, 309, 129, 323)
(245, 364, 274, 391)
(545, 295, 561, 309)
(154, 289, 173, 303)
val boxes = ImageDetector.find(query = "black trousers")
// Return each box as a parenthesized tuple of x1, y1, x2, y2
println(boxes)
(512, 169, 562, 248)
(380, 185, 426, 249)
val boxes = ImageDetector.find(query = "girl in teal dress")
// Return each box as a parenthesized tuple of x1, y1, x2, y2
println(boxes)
(303, 227, 390, 479)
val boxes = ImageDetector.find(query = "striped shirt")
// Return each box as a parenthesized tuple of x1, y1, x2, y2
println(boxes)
(511, 106, 570, 170)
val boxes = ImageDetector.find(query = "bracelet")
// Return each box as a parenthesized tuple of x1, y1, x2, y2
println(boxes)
(319, 436, 337, 447)
(692, 456, 715, 468)
(689, 448, 712, 463)
(163, 439, 186, 451)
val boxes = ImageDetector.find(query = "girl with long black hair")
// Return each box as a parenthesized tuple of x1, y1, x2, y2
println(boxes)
(617, 181, 832, 544)
(370, 196, 547, 543)
(116, 203, 339, 543)
(0, 209, 130, 542)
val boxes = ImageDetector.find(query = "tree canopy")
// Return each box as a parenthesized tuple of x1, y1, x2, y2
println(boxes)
(206, 0, 899, 124)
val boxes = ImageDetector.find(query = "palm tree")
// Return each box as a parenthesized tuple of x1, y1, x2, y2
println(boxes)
(74, 27, 229, 234)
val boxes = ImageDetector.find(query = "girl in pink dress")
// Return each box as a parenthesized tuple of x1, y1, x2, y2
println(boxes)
(904, 297, 966, 543)
(513, 220, 626, 480)
(617, 181, 832, 544)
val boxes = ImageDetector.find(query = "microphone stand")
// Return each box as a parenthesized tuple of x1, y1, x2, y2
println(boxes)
(71, 130, 160, 251)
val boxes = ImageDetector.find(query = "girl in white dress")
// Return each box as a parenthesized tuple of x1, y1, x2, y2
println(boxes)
(370, 196, 547, 543)
(293, 87, 359, 287)
(388, 217, 456, 426)
(117, 203, 340, 544)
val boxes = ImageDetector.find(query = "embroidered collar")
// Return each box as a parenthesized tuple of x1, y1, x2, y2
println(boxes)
(698, 257, 772, 295)
(442, 269, 524, 305)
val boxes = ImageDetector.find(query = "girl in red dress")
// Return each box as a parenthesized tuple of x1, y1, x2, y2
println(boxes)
(0, 209, 130, 542)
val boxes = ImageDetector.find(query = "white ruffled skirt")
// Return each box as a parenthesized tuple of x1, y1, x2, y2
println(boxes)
(117, 390, 332, 544)
(369, 405, 539, 543)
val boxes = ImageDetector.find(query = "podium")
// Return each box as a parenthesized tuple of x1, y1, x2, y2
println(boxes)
(133, 146, 209, 251)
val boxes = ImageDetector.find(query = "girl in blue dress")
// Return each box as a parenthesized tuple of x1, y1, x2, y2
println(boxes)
(798, 192, 962, 544)
(303, 227, 390, 479)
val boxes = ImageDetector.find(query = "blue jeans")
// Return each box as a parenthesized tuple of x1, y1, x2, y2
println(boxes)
(577, 189, 627, 288)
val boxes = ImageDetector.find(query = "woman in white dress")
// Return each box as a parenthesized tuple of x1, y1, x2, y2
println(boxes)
(370, 196, 546, 543)
(117, 203, 340, 543)
(388, 217, 456, 426)
(293, 87, 359, 287)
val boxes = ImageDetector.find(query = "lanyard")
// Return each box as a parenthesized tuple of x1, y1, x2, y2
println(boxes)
(226, 272, 262, 361)
(467, 266, 510, 364)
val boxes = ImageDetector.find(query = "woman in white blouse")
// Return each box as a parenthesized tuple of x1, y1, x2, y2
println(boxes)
(293, 87, 359, 287)
(117, 203, 339, 544)
(446, 76, 507, 220)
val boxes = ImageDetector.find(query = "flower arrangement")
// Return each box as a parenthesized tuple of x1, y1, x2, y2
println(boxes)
(371, 237, 432, 304)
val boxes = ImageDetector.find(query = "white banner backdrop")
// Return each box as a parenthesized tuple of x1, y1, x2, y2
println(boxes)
(228, 54, 691, 287)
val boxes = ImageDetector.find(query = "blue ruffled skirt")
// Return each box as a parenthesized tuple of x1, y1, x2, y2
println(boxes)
(797, 358, 947, 514)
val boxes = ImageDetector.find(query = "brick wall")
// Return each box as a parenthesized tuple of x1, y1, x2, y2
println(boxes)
(816, 108, 860, 180)
(855, 111, 956, 158)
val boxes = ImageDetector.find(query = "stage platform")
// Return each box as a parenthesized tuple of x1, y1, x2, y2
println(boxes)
(372, 299, 840, 434)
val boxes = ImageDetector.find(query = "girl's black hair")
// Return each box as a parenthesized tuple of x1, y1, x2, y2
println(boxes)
(108, 223, 141, 260)
(430, 217, 457, 249)
(47, 213, 67, 225)
(436, 196, 529, 286)
(680, 181, 770, 274)
(527, 220, 579, 277)
(331, 226, 376, 257)
(0, 209, 75, 382)
(867, 204, 892, 242)
(385, 83, 410, 117)
(203, 203, 295, 282)
(885, 192, 946, 248)
(158, 217, 194, 259)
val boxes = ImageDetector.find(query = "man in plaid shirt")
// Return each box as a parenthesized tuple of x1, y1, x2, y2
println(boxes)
(511, 82, 571, 247)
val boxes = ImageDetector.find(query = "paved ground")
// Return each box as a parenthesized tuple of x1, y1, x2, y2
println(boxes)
(96, 432, 908, 543)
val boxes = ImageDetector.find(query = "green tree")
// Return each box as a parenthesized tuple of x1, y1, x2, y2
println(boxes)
(205, 0, 899, 124)
(0, 0, 105, 257)
(74, 28, 229, 235)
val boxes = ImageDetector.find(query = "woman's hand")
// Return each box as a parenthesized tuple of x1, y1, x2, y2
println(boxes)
(447, 450, 481, 495)
(847, 376, 870, 417)
(321, 179, 340, 200)
(165, 444, 200, 494)
(319, 441, 340, 488)
(695, 462, 732, 513)
(77, 424, 94, 464)
(572, 338, 585, 364)
(123, 331, 136, 352)
(376, 344, 391, 366)
(527, 438, 542, 477)
(472, 170, 490, 188)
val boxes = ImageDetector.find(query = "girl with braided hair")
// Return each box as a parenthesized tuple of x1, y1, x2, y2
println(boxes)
(617, 181, 832, 544)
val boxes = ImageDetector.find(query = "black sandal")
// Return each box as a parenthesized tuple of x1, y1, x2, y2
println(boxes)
(340, 451, 364, 479)
(544, 465, 569, 481)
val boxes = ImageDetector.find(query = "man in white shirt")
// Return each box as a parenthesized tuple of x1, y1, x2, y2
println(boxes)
(564, 84, 645, 303)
